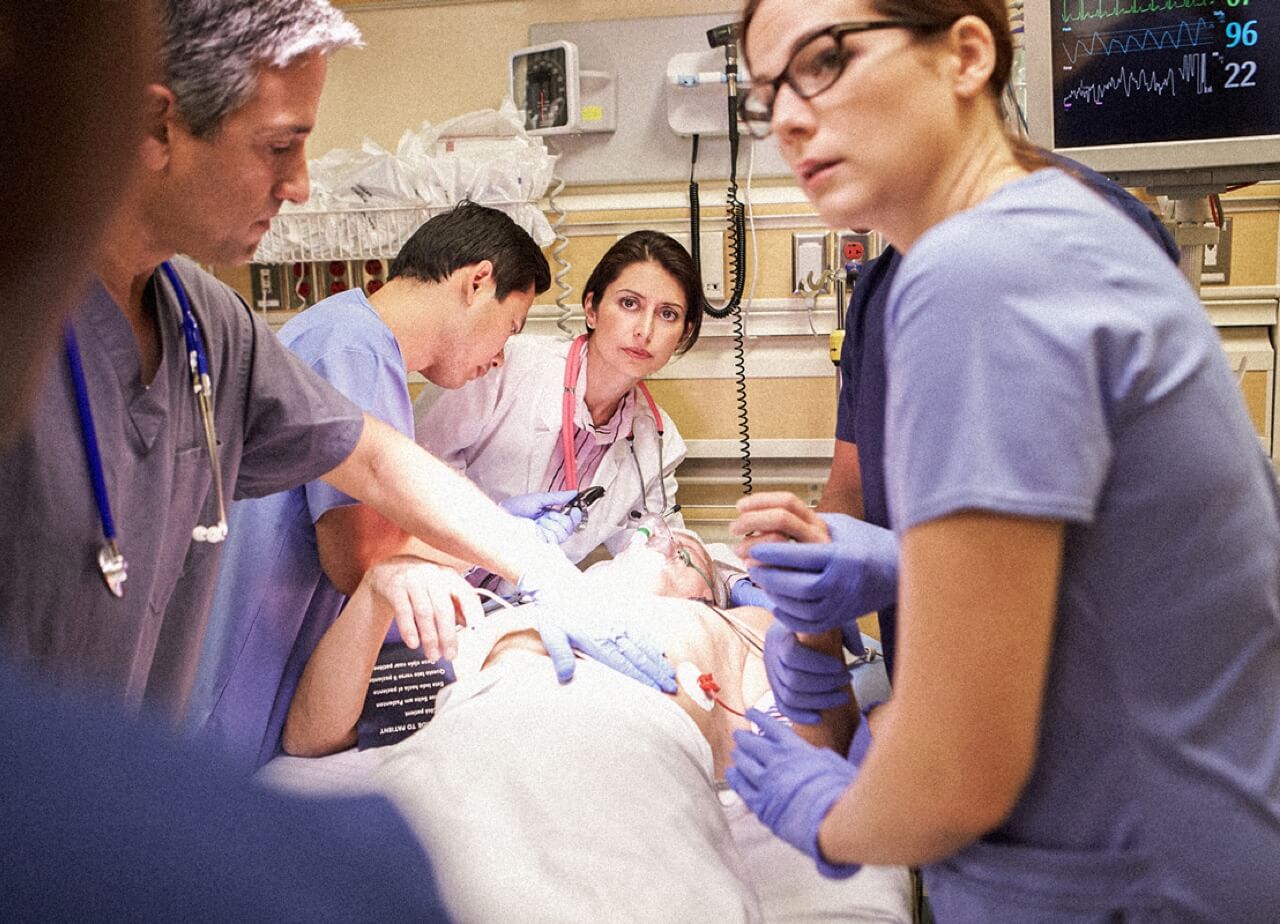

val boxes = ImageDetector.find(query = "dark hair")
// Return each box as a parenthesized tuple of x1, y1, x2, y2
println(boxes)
(388, 201, 551, 300)
(740, 0, 1049, 171)
(582, 230, 704, 355)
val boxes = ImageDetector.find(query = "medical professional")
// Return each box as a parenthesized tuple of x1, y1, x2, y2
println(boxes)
(416, 230, 704, 566)
(0, 5, 448, 919)
(725, 1, 1280, 919)
(190, 202, 574, 772)
(736, 156, 1181, 680)
(0, 0, 672, 722)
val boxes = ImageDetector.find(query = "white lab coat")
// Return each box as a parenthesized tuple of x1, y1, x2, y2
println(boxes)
(414, 335, 686, 564)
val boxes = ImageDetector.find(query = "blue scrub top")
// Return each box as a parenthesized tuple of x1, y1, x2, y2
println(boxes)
(836, 156, 1178, 683)
(190, 289, 413, 773)
(886, 168, 1280, 919)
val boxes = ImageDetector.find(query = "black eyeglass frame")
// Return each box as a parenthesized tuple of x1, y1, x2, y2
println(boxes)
(739, 19, 941, 137)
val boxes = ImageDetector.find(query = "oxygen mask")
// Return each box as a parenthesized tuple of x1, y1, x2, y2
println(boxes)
(631, 511, 678, 561)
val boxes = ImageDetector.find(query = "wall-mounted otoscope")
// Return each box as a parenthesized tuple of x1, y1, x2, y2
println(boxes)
(691, 20, 753, 493)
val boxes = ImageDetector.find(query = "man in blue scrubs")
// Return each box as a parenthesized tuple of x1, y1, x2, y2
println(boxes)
(191, 203, 558, 771)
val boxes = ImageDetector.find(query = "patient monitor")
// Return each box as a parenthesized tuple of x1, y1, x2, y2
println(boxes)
(1023, 3, 1280, 189)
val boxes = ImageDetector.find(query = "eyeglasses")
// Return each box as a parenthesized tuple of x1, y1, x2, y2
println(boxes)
(739, 19, 939, 139)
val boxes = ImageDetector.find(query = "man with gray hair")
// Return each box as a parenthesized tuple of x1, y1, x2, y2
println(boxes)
(0, 0, 675, 721)
(0, 6, 448, 919)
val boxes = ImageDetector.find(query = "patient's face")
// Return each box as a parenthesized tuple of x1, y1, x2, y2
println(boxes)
(659, 535, 717, 602)
(588, 530, 717, 602)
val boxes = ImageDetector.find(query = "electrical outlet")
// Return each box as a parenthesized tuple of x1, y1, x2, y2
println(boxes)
(792, 232, 829, 294)
(836, 231, 878, 269)
(249, 263, 285, 313)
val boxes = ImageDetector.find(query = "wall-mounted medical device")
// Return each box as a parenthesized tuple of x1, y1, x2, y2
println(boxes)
(666, 49, 753, 137)
(509, 40, 616, 135)
(1023, 3, 1280, 187)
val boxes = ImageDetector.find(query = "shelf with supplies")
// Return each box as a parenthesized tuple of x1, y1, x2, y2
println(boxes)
(254, 204, 461, 264)
(247, 196, 544, 319)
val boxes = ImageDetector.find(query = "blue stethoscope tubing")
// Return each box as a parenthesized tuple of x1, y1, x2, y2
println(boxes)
(66, 260, 229, 598)
(160, 261, 229, 545)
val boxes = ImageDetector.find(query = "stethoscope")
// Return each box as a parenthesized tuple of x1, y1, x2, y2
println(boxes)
(560, 333, 679, 524)
(66, 260, 229, 599)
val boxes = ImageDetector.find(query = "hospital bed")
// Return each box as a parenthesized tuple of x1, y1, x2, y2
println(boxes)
(260, 619, 912, 923)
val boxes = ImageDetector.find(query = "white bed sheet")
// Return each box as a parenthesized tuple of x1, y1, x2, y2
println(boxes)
(262, 650, 911, 923)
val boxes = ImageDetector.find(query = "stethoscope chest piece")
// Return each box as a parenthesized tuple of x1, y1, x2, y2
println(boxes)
(67, 260, 227, 600)
(97, 541, 128, 598)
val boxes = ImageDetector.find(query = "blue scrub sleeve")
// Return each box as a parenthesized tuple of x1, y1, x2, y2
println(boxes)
(885, 219, 1113, 530)
(303, 345, 415, 524)
(233, 310, 365, 500)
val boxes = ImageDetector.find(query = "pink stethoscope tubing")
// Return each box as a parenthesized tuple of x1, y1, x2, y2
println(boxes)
(560, 333, 663, 492)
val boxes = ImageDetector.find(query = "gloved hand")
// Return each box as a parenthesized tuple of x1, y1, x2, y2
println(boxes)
(500, 490, 584, 545)
(763, 623, 851, 725)
(518, 550, 677, 694)
(727, 709, 862, 879)
(728, 576, 774, 610)
(747, 514, 898, 634)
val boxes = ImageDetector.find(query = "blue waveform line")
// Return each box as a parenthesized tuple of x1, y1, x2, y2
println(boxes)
(1060, 18, 1216, 65)
(1062, 52, 1210, 106)
(1061, 0, 1213, 25)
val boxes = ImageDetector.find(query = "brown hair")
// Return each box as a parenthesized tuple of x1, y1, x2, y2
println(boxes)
(740, 0, 1048, 170)
(582, 231, 704, 355)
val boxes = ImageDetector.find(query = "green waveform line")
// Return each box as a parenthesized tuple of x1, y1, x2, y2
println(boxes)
(1061, 0, 1215, 23)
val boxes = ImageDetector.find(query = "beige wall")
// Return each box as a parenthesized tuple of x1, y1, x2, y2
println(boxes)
(218, 2, 1280, 475)
(317, 1, 737, 155)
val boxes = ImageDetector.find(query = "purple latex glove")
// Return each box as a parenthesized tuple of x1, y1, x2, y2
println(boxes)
(728, 577, 774, 609)
(727, 709, 862, 879)
(500, 490, 584, 545)
(763, 623, 851, 725)
(747, 514, 898, 634)
(517, 552, 677, 694)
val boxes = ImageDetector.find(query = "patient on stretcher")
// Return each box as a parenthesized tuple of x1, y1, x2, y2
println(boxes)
(283, 529, 853, 773)
(275, 533, 910, 924)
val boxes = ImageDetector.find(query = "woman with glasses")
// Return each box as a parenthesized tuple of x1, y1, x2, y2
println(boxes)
(725, 1, 1280, 920)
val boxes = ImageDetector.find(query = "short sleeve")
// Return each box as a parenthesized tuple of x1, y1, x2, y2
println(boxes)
(884, 224, 1113, 531)
(233, 309, 364, 500)
(303, 345, 413, 524)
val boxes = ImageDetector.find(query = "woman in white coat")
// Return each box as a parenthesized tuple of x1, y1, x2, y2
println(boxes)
(415, 231, 704, 566)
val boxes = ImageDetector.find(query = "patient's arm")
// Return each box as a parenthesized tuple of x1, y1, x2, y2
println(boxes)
(284, 558, 479, 758)
(792, 628, 859, 756)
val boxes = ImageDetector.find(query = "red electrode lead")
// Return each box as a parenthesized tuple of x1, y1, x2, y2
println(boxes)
(698, 673, 744, 717)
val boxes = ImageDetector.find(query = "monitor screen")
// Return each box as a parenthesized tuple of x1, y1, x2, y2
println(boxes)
(1024, 2, 1280, 187)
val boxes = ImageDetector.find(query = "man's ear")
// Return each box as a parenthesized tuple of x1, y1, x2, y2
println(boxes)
(582, 292, 596, 331)
(464, 260, 495, 304)
(140, 83, 179, 171)
(947, 15, 998, 101)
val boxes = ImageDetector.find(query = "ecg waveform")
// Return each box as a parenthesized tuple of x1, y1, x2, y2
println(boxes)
(1062, 52, 1212, 106)
(1060, 18, 1217, 64)
(1061, 0, 1214, 24)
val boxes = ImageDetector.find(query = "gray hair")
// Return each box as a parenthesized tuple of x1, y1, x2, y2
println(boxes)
(163, 0, 362, 137)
